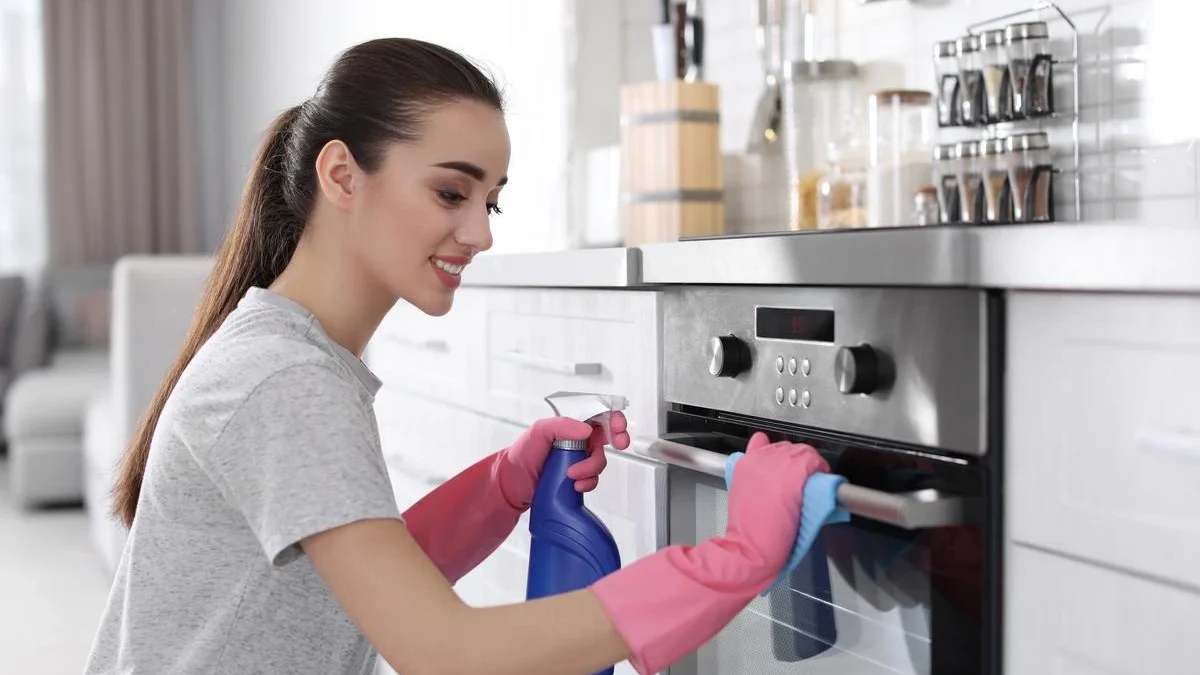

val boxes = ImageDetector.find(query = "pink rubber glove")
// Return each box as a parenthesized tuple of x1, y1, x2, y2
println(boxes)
(590, 432, 829, 675)
(402, 413, 630, 583)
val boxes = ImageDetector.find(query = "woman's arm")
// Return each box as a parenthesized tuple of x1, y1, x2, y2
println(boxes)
(303, 518, 630, 675)
(306, 432, 829, 675)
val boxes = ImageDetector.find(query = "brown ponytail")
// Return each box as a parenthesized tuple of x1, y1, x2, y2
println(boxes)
(110, 37, 503, 528)
(111, 106, 303, 527)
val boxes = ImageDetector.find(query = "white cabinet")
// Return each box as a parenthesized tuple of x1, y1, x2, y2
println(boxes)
(475, 287, 661, 436)
(1006, 543, 1200, 674)
(368, 284, 664, 675)
(1006, 291, 1200, 592)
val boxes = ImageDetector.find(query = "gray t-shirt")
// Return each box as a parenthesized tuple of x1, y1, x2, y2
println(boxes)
(85, 287, 402, 675)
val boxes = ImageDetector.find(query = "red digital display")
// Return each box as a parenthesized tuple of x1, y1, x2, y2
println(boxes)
(755, 307, 835, 342)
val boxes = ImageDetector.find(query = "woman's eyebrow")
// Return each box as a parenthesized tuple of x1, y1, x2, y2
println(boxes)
(433, 160, 508, 186)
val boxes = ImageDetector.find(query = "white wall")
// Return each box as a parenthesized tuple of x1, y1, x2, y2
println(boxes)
(199, 0, 580, 255)
(622, 0, 1200, 232)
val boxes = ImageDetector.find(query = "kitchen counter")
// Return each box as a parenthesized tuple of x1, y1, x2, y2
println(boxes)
(463, 221, 1200, 293)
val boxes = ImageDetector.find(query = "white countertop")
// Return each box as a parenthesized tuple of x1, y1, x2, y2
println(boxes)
(462, 221, 1200, 293)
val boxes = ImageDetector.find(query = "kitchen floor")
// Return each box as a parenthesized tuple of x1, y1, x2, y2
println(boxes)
(0, 457, 112, 675)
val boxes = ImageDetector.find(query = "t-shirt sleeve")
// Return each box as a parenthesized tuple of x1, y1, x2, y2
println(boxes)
(193, 362, 401, 566)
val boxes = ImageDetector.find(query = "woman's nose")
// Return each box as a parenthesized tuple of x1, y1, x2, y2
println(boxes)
(459, 208, 494, 254)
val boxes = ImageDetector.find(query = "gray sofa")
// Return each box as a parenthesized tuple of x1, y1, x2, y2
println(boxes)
(0, 274, 28, 447)
(3, 266, 113, 507)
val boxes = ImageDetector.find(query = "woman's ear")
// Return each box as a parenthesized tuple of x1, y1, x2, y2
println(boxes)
(314, 139, 358, 211)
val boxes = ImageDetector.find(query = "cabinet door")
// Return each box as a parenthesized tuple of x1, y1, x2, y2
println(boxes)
(1007, 292, 1200, 591)
(374, 385, 525, 491)
(479, 288, 662, 437)
(1006, 543, 1200, 674)
(365, 289, 485, 409)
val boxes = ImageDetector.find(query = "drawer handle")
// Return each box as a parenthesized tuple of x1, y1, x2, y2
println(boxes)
(390, 335, 450, 353)
(497, 350, 603, 376)
(629, 436, 972, 531)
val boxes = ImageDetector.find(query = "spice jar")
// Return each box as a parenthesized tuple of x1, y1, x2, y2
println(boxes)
(934, 40, 960, 127)
(866, 89, 936, 228)
(1006, 131, 1054, 222)
(979, 138, 1011, 223)
(783, 59, 861, 230)
(954, 140, 984, 224)
(912, 186, 940, 226)
(933, 143, 959, 223)
(818, 144, 869, 229)
(980, 29, 1011, 123)
(956, 35, 986, 127)
(1005, 21, 1053, 119)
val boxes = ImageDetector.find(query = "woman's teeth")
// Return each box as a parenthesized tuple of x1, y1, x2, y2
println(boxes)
(433, 259, 464, 275)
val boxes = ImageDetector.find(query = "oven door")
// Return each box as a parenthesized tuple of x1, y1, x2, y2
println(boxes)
(630, 413, 993, 675)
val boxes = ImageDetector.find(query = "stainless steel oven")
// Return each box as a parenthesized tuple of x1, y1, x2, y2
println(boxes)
(631, 286, 1002, 675)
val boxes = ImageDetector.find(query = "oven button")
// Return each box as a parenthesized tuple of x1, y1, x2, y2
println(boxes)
(775, 356, 785, 373)
(834, 344, 884, 395)
(787, 357, 798, 375)
(709, 335, 751, 378)
(801, 390, 812, 408)
(775, 387, 785, 405)
(787, 388, 798, 406)
(800, 358, 811, 376)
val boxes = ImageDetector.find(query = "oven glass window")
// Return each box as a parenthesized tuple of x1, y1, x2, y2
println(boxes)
(663, 422, 987, 675)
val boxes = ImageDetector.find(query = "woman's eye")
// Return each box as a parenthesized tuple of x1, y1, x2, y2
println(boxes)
(438, 190, 467, 206)
(487, 203, 503, 216)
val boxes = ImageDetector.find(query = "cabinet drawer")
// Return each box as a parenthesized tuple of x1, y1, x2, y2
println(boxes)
(479, 288, 661, 435)
(366, 291, 484, 407)
(374, 386, 525, 489)
(1007, 292, 1200, 591)
(1006, 544, 1200, 674)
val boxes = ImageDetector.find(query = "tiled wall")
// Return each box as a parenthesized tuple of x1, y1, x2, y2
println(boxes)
(621, 0, 1200, 233)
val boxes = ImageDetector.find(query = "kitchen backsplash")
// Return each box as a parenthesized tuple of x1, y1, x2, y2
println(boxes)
(621, 0, 1199, 233)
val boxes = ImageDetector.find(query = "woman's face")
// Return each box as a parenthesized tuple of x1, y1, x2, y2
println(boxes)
(352, 100, 510, 316)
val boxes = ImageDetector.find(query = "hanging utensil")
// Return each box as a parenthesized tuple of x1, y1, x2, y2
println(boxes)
(747, 0, 785, 152)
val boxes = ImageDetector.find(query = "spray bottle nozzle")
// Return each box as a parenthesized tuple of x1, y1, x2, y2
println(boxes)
(544, 390, 629, 449)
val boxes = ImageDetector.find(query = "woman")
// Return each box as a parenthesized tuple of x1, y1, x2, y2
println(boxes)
(85, 38, 828, 675)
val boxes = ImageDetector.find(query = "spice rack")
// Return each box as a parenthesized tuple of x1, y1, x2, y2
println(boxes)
(933, 2, 1082, 225)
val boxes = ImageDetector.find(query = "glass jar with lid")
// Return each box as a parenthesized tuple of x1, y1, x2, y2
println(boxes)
(866, 89, 936, 228)
(980, 29, 1011, 123)
(1005, 21, 1053, 118)
(1006, 131, 1054, 222)
(783, 59, 861, 230)
(956, 34, 986, 127)
(933, 143, 959, 223)
(933, 40, 960, 127)
(979, 138, 1011, 223)
(912, 186, 940, 226)
(954, 140, 984, 224)
(817, 143, 869, 230)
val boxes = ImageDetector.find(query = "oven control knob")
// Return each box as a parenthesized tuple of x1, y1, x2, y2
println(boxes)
(708, 335, 751, 378)
(834, 344, 885, 395)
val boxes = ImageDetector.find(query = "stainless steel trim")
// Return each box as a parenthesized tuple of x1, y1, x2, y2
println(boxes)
(1005, 20, 1050, 42)
(956, 34, 981, 54)
(1006, 131, 1051, 153)
(635, 223, 1200, 292)
(495, 350, 603, 376)
(981, 28, 1006, 48)
(620, 110, 721, 125)
(955, 140, 981, 158)
(632, 437, 968, 529)
(934, 40, 957, 59)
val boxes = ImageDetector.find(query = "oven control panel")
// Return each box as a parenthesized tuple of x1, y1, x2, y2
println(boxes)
(663, 286, 990, 456)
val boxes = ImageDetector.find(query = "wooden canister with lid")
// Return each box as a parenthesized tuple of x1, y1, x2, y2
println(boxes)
(619, 80, 724, 245)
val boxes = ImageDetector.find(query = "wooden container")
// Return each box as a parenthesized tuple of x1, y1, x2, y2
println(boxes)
(619, 81, 724, 245)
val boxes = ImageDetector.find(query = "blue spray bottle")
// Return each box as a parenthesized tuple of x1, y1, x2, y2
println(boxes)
(526, 392, 624, 675)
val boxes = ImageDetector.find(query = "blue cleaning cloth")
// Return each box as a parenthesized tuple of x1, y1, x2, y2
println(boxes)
(724, 451, 851, 596)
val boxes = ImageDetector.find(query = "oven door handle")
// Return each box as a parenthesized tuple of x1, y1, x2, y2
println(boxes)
(630, 436, 971, 530)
